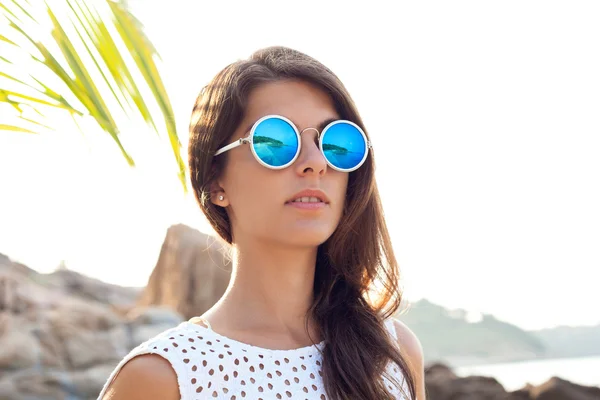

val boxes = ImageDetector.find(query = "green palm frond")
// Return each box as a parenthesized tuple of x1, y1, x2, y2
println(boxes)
(0, 0, 186, 189)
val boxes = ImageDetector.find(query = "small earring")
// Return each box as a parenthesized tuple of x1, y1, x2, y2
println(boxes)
(218, 195, 224, 201)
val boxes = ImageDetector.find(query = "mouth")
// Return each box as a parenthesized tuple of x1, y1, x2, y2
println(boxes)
(287, 196, 326, 204)
(285, 198, 328, 210)
(285, 189, 330, 205)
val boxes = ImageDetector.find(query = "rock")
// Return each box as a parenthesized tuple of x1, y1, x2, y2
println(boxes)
(0, 247, 218, 400)
(136, 224, 232, 319)
(423, 363, 600, 400)
(126, 305, 183, 327)
(0, 313, 40, 370)
(122, 306, 184, 347)
(425, 362, 458, 380)
(42, 301, 129, 369)
(425, 364, 507, 400)
(47, 267, 140, 307)
(506, 388, 533, 400)
(0, 365, 115, 400)
(69, 363, 119, 399)
(0, 252, 10, 267)
(0, 252, 140, 313)
(0, 369, 70, 400)
(130, 323, 175, 345)
(530, 376, 600, 399)
(446, 376, 508, 399)
(47, 299, 123, 333)
(63, 325, 129, 369)
(0, 376, 18, 400)
(34, 320, 68, 369)
(0, 271, 43, 315)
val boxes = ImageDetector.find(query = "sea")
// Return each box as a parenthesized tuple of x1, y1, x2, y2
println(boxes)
(455, 355, 600, 391)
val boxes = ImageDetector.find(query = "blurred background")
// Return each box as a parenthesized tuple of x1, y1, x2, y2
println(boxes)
(0, 0, 598, 399)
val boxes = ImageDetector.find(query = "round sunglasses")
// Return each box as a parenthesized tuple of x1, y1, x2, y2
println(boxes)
(214, 115, 371, 172)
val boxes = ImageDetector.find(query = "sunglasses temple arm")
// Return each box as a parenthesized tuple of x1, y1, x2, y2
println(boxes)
(214, 136, 250, 156)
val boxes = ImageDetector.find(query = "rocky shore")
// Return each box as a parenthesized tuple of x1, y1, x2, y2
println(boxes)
(0, 224, 598, 399)
(425, 363, 600, 399)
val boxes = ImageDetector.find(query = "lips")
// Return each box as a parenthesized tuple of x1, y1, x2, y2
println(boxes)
(290, 196, 324, 203)
(286, 189, 330, 204)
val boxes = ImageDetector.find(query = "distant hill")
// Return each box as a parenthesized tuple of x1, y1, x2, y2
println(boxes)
(531, 324, 600, 358)
(396, 299, 600, 367)
(395, 299, 547, 366)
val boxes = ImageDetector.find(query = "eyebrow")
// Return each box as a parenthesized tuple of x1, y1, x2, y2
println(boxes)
(242, 116, 340, 136)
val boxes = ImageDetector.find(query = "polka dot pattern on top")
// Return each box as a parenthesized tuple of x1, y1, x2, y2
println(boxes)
(97, 317, 410, 399)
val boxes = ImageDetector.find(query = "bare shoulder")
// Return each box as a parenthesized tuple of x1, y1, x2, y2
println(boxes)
(100, 354, 179, 400)
(391, 318, 424, 364)
(391, 318, 427, 399)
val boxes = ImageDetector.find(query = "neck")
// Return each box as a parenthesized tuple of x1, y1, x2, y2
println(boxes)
(209, 235, 319, 342)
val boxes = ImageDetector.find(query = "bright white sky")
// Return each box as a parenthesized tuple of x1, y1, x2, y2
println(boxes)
(0, 0, 599, 331)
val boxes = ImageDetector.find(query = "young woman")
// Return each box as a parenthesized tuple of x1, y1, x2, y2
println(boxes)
(99, 46, 426, 400)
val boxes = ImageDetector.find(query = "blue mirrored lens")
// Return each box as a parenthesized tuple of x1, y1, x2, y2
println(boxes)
(321, 122, 366, 170)
(252, 117, 299, 167)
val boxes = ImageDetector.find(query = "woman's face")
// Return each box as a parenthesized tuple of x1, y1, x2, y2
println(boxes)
(214, 80, 349, 247)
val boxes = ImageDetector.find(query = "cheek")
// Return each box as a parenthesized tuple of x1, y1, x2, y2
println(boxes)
(329, 173, 349, 227)
(225, 162, 280, 226)
(334, 173, 349, 210)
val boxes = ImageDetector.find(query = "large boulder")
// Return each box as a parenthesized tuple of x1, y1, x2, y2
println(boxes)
(136, 224, 232, 319)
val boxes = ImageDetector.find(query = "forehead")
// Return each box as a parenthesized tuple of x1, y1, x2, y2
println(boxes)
(243, 80, 339, 128)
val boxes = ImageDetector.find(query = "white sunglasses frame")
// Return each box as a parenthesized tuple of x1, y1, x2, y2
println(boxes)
(213, 114, 372, 172)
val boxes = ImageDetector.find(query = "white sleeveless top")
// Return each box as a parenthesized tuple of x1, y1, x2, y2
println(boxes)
(97, 317, 410, 399)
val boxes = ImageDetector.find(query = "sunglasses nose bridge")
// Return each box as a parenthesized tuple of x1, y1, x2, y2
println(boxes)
(296, 126, 328, 170)
(300, 126, 320, 141)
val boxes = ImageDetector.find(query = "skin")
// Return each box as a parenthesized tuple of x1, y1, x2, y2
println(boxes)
(394, 318, 427, 399)
(101, 80, 426, 400)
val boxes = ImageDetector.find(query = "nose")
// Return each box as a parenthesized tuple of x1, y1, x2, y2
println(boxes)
(294, 127, 327, 176)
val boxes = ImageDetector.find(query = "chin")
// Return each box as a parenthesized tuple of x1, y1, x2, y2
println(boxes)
(287, 237, 329, 248)
(280, 225, 336, 247)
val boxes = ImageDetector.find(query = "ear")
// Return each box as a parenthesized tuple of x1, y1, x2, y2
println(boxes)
(209, 176, 229, 207)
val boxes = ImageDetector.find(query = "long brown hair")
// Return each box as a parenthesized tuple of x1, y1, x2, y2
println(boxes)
(188, 46, 417, 400)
